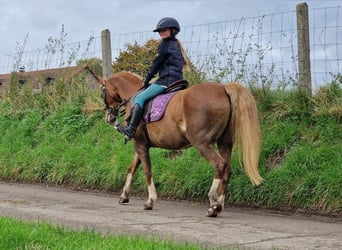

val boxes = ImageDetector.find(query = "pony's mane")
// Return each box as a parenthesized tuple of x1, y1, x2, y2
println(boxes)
(114, 71, 142, 81)
(110, 71, 142, 90)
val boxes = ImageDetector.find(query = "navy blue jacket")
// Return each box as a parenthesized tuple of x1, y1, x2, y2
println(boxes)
(144, 38, 184, 87)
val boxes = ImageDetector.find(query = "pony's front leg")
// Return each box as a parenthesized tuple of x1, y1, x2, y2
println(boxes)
(144, 177, 157, 210)
(119, 153, 140, 204)
(136, 147, 157, 210)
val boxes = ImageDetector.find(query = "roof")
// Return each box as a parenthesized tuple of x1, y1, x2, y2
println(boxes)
(0, 65, 98, 87)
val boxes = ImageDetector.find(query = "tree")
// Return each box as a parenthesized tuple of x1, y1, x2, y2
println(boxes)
(113, 39, 159, 77)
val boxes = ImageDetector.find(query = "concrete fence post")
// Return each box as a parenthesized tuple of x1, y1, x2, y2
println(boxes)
(101, 29, 112, 78)
(296, 2, 312, 96)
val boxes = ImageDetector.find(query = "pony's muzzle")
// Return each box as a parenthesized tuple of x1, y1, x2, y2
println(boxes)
(105, 111, 116, 124)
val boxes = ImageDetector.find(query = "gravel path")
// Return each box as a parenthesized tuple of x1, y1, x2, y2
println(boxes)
(0, 182, 341, 249)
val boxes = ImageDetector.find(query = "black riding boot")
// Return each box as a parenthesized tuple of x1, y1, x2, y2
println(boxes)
(115, 104, 143, 141)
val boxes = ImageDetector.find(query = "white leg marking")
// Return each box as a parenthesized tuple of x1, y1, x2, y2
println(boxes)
(218, 194, 225, 210)
(208, 178, 222, 205)
(148, 178, 157, 202)
(209, 178, 222, 196)
(121, 173, 133, 197)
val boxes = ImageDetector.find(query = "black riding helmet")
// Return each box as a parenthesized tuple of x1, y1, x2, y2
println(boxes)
(153, 17, 180, 35)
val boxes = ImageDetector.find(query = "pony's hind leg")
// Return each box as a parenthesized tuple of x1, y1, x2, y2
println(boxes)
(207, 178, 224, 217)
(194, 144, 227, 217)
(119, 153, 141, 204)
(216, 141, 233, 211)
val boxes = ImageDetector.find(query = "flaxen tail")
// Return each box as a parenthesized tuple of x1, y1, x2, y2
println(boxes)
(225, 83, 263, 186)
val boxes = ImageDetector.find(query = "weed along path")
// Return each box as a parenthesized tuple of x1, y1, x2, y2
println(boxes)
(0, 182, 341, 249)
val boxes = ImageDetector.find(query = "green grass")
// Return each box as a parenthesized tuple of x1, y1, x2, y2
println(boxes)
(0, 76, 341, 217)
(0, 217, 204, 250)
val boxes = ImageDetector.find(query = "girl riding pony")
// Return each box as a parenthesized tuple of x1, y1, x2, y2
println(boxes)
(116, 17, 189, 140)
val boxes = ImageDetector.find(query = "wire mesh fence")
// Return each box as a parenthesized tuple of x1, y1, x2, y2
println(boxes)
(0, 5, 341, 91)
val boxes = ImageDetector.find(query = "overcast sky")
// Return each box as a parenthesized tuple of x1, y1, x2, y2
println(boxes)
(1, 0, 341, 55)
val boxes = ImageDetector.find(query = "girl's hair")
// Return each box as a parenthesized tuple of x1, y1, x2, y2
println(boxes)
(176, 39, 190, 71)
(170, 28, 190, 71)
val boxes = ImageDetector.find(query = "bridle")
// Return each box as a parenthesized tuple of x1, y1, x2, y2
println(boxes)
(101, 80, 129, 122)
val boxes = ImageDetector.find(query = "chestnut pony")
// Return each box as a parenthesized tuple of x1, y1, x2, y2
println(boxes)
(99, 71, 262, 217)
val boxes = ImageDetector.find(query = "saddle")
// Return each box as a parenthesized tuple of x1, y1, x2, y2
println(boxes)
(132, 80, 189, 123)
(163, 79, 189, 93)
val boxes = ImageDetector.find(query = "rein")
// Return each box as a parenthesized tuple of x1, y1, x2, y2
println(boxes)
(112, 99, 129, 120)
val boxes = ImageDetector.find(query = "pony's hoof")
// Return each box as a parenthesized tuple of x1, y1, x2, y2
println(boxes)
(206, 207, 218, 217)
(212, 203, 222, 213)
(143, 201, 153, 210)
(119, 197, 129, 204)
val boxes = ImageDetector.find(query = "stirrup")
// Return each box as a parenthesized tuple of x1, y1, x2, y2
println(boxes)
(114, 122, 134, 144)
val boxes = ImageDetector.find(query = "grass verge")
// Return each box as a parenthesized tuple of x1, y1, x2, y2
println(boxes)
(0, 216, 205, 250)
(0, 75, 341, 217)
